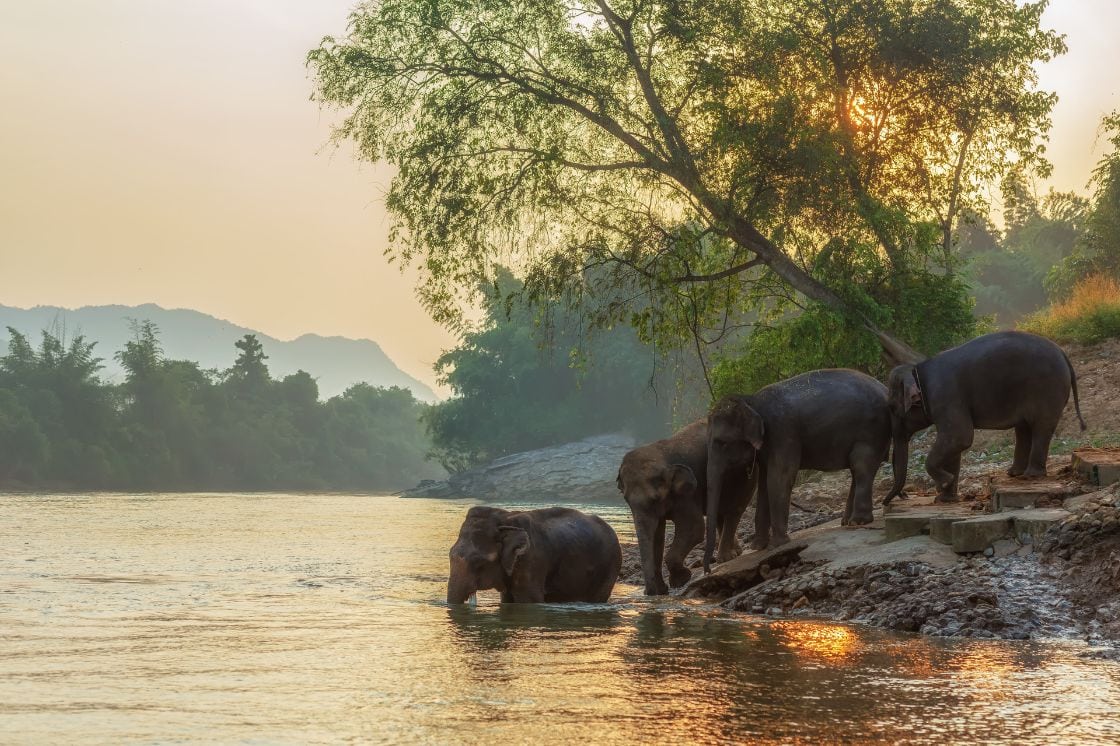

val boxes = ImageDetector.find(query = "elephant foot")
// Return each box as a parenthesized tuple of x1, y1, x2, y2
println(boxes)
(1007, 465, 1026, 477)
(750, 536, 769, 551)
(1022, 466, 1047, 478)
(715, 549, 740, 564)
(667, 566, 693, 588)
(848, 511, 874, 526)
(644, 578, 669, 596)
(770, 533, 791, 547)
(934, 493, 960, 504)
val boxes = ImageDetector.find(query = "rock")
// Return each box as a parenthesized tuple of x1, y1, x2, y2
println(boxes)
(792, 595, 809, 609)
(684, 541, 808, 599)
(983, 547, 995, 557)
(992, 539, 1020, 558)
(952, 514, 1014, 554)
(400, 432, 635, 501)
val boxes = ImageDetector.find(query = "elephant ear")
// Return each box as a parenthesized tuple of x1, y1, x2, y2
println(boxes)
(668, 463, 697, 498)
(498, 526, 530, 575)
(616, 468, 624, 492)
(742, 406, 765, 450)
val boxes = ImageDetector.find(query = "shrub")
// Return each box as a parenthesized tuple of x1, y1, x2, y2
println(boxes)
(1022, 275, 1120, 345)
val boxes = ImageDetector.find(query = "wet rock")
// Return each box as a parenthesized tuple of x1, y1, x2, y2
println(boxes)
(952, 514, 1014, 554)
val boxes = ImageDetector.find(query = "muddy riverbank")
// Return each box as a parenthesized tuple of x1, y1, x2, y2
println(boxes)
(621, 455, 1120, 646)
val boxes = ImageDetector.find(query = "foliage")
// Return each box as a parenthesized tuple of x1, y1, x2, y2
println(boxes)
(309, 0, 1062, 362)
(0, 325, 441, 491)
(1049, 112, 1120, 298)
(425, 269, 673, 469)
(1021, 275, 1120, 345)
(959, 185, 1088, 323)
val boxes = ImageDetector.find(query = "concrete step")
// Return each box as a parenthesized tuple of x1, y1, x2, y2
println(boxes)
(987, 474, 1076, 511)
(929, 515, 966, 545)
(952, 514, 1015, 553)
(883, 512, 936, 541)
(1072, 447, 1120, 487)
(1012, 508, 1070, 544)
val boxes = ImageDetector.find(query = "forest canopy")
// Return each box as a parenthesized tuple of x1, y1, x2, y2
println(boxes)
(0, 324, 441, 491)
(309, 0, 1064, 372)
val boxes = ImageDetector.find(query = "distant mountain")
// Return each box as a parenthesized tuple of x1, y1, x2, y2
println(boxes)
(0, 303, 437, 401)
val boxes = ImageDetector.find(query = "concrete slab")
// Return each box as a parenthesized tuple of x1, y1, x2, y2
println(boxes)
(1012, 508, 1070, 544)
(989, 477, 1074, 511)
(884, 513, 936, 542)
(929, 515, 966, 545)
(1072, 448, 1120, 487)
(952, 514, 1015, 553)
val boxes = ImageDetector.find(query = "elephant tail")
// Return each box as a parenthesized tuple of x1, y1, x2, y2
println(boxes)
(1064, 350, 1087, 431)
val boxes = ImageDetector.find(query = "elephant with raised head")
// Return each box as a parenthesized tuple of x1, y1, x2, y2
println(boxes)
(618, 420, 756, 596)
(705, 369, 906, 570)
(447, 506, 621, 604)
(887, 330, 1085, 504)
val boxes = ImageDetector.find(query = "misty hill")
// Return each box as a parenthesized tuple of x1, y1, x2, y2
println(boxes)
(0, 303, 437, 401)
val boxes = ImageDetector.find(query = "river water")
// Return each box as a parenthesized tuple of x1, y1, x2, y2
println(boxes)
(3, 492, 1120, 744)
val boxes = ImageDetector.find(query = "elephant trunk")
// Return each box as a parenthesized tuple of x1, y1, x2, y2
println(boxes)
(884, 418, 910, 506)
(446, 563, 476, 604)
(703, 457, 721, 575)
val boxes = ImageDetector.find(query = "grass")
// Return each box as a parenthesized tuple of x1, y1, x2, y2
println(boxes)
(1022, 275, 1120, 345)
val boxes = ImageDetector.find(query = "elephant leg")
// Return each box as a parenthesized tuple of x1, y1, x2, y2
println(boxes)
(926, 426, 970, 502)
(716, 504, 746, 563)
(752, 462, 770, 550)
(665, 506, 703, 588)
(634, 514, 668, 596)
(846, 447, 879, 525)
(1008, 424, 1031, 477)
(841, 481, 856, 526)
(1025, 418, 1058, 476)
(766, 460, 799, 547)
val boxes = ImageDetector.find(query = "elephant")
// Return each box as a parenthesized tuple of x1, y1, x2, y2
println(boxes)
(617, 419, 757, 596)
(446, 505, 621, 604)
(704, 369, 906, 570)
(887, 330, 1085, 504)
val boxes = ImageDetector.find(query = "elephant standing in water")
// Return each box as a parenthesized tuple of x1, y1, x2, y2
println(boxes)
(618, 420, 757, 596)
(887, 331, 1085, 504)
(705, 369, 906, 569)
(447, 506, 620, 604)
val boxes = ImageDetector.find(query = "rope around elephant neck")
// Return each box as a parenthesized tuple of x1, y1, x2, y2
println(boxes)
(912, 366, 932, 421)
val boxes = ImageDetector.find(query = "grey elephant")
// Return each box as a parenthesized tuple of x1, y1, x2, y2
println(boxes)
(447, 506, 621, 604)
(617, 419, 757, 595)
(705, 369, 906, 569)
(887, 330, 1085, 503)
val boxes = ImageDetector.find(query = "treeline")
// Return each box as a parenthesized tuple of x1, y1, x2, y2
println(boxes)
(0, 323, 441, 491)
(424, 268, 678, 471)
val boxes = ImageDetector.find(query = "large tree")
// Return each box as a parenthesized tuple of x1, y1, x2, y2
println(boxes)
(310, 0, 1062, 360)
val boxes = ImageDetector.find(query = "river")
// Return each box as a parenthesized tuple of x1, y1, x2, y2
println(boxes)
(2, 492, 1119, 744)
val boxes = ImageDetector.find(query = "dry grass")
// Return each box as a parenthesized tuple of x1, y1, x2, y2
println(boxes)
(1022, 275, 1120, 345)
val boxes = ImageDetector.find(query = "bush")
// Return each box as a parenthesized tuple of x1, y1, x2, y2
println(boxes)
(1022, 275, 1120, 345)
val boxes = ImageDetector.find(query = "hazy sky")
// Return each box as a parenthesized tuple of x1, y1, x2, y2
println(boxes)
(1, 1, 1117, 393)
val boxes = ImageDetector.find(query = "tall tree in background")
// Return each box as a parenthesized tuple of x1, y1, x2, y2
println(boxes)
(310, 0, 1063, 367)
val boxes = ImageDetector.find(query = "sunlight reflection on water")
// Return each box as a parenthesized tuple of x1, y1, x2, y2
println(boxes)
(2, 492, 1119, 744)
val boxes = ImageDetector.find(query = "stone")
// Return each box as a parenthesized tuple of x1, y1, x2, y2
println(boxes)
(929, 515, 965, 545)
(1012, 508, 1071, 544)
(951, 514, 1015, 554)
(1072, 448, 1120, 487)
(884, 513, 935, 542)
(683, 541, 808, 599)
(992, 539, 1020, 558)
